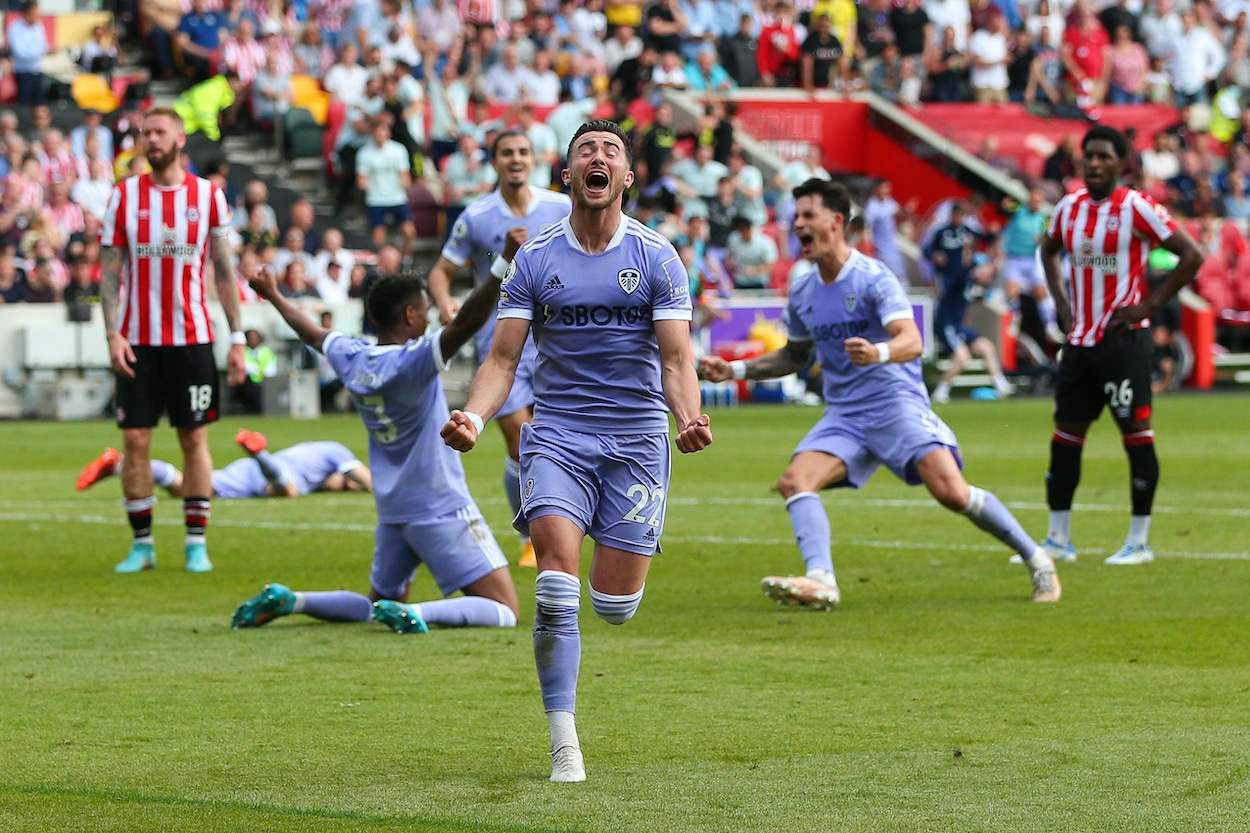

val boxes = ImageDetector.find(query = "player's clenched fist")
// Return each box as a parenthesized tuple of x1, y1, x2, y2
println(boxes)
(502, 226, 529, 262)
(441, 410, 481, 452)
(676, 414, 713, 453)
(844, 337, 879, 366)
(247, 265, 280, 299)
(699, 355, 733, 382)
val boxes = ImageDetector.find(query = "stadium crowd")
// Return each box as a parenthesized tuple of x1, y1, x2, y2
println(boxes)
(1, 0, 1249, 355)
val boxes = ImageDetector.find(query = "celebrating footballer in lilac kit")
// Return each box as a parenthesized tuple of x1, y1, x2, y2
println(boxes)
(229, 265, 520, 635)
(702, 179, 1061, 610)
(429, 131, 572, 569)
(442, 120, 712, 784)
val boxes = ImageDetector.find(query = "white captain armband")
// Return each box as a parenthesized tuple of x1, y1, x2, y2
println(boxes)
(462, 411, 485, 435)
(489, 255, 510, 279)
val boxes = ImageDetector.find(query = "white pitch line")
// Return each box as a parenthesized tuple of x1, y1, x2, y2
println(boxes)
(7, 495, 1248, 518)
(1, 512, 1246, 562)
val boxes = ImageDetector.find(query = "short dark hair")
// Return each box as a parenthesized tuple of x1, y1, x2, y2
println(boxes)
(367, 272, 428, 330)
(1082, 125, 1129, 161)
(791, 178, 851, 218)
(491, 129, 532, 157)
(567, 119, 633, 165)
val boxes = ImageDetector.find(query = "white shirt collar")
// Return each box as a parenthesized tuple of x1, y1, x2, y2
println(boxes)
(560, 214, 629, 253)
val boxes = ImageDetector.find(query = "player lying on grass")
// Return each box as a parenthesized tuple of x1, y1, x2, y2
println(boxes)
(700, 178, 1061, 608)
(78, 430, 372, 498)
(230, 266, 520, 634)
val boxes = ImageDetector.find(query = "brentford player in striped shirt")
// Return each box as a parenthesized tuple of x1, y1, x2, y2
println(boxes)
(1039, 125, 1203, 566)
(95, 106, 247, 576)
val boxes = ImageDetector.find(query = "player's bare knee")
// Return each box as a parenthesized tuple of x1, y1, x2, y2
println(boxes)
(589, 583, 644, 625)
(176, 426, 208, 454)
(776, 469, 807, 498)
(929, 477, 970, 512)
(122, 428, 151, 454)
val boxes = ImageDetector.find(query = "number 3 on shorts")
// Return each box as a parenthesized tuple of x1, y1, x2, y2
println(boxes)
(188, 384, 212, 413)
(1104, 379, 1133, 408)
(623, 484, 665, 526)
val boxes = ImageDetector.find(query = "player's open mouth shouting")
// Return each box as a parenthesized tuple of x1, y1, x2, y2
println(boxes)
(583, 169, 611, 199)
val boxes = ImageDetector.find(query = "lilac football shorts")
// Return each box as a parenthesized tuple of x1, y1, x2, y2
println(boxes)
(795, 397, 962, 488)
(497, 351, 536, 419)
(517, 422, 671, 556)
(370, 503, 508, 599)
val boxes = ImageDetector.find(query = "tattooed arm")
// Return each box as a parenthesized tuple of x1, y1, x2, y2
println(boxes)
(211, 234, 248, 386)
(699, 340, 815, 382)
(99, 245, 137, 378)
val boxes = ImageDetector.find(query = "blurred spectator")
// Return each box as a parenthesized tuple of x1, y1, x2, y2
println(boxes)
(173, 72, 246, 144)
(332, 75, 387, 211)
(653, 49, 691, 90)
(272, 225, 316, 279)
(891, 0, 931, 61)
(357, 119, 417, 257)
(863, 178, 905, 277)
(1141, 0, 1182, 61)
(548, 89, 599, 163)
(727, 148, 767, 225)
(252, 48, 293, 126)
(801, 14, 848, 92)
(240, 204, 279, 253)
(927, 25, 970, 102)
(639, 101, 680, 185)
(0, 245, 28, 304)
(1107, 24, 1150, 105)
(688, 45, 736, 92)
(325, 44, 370, 103)
(25, 105, 52, 144)
(406, 171, 441, 239)
(923, 0, 970, 53)
(758, 3, 801, 87)
(1026, 0, 1064, 50)
(175, 0, 226, 82)
(606, 24, 644, 75)
(1142, 130, 1181, 183)
(720, 13, 760, 88)
(517, 105, 560, 189)
(1224, 168, 1250, 219)
(1023, 24, 1063, 105)
(571, 0, 610, 64)
(672, 143, 729, 212)
(1061, 6, 1110, 109)
(235, 329, 276, 413)
(968, 12, 1009, 104)
(1043, 132, 1079, 184)
(529, 50, 564, 106)
(427, 58, 472, 165)
(869, 43, 906, 101)
(858, 0, 898, 81)
(647, 0, 688, 56)
(70, 110, 114, 162)
(80, 23, 122, 73)
(442, 133, 497, 230)
(681, 0, 720, 61)
(483, 43, 537, 104)
(313, 228, 356, 302)
(706, 175, 750, 253)
(9, 1, 49, 106)
(612, 44, 660, 101)
(44, 182, 84, 246)
(71, 160, 114, 223)
(221, 19, 267, 90)
(222, 0, 259, 36)
(63, 256, 100, 311)
(1100, 0, 1141, 46)
(281, 260, 320, 299)
(1171, 9, 1226, 106)
(294, 23, 336, 79)
(725, 215, 779, 289)
(25, 257, 59, 303)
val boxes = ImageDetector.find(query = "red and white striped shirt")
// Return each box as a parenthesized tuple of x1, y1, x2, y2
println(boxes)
(1047, 186, 1177, 346)
(220, 36, 268, 85)
(44, 201, 85, 236)
(101, 173, 232, 347)
(308, 0, 353, 32)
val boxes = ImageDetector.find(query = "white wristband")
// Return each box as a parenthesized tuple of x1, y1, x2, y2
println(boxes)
(462, 411, 485, 435)
(730, 360, 747, 380)
(489, 255, 510, 279)
(874, 342, 891, 364)
(231, 331, 247, 346)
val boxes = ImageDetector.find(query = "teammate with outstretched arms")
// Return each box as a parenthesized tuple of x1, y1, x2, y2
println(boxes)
(231, 266, 520, 634)
(1038, 125, 1203, 565)
(701, 179, 1061, 608)
(98, 106, 245, 574)
(428, 131, 572, 568)
(441, 120, 712, 784)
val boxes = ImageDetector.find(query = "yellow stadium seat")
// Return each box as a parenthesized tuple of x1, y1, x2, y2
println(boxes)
(72, 73, 119, 114)
(289, 75, 329, 125)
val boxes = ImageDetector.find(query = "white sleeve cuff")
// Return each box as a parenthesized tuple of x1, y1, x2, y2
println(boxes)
(428, 329, 452, 371)
(497, 308, 534, 321)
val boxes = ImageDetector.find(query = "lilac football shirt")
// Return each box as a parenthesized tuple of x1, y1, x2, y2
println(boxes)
(785, 249, 929, 413)
(498, 214, 692, 433)
(322, 331, 474, 523)
(209, 441, 360, 498)
(440, 186, 572, 357)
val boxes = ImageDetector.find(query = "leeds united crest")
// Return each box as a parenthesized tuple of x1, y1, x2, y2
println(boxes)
(618, 268, 641, 294)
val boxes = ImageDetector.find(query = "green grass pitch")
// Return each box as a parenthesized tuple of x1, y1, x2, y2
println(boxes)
(1, 393, 1249, 832)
